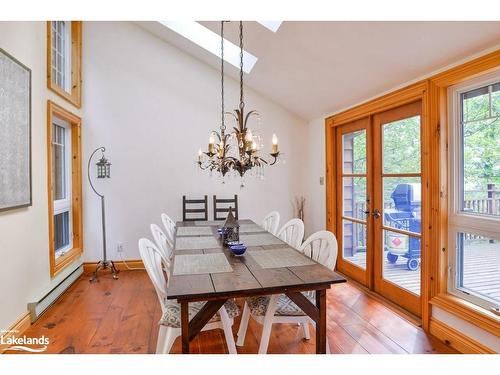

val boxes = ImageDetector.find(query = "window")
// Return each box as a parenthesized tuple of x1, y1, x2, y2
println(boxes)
(448, 72, 500, 315)
(47, 101, 83, 276)
(158, 21, 258, 73)
(51, 21, 71, 92)
(52, 117, 72, 258)
(47, 21, 82, 108)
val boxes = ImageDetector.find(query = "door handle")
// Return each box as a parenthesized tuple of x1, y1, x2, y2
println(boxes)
(364, 209, 381, 218)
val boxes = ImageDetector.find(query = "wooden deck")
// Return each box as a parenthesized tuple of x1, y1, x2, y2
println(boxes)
(345, 242, 500, 299)
(462, 242, 500, 301)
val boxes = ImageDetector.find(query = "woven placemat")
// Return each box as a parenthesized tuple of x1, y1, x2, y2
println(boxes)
(176, 226, 213, 236)
(248, 248, 315, 269)
(239, 223, 267, 234)
(175, 236, 220, 250)
(240, 233, 283, 247)
(194, 220, 220, 226)
(173, 253, 233, 275)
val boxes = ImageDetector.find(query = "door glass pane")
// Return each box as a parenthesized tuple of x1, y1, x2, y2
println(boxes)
(382, 115, 420, 174)
(456, 233, 500, 305)
(343, 130, 366, 174)
(54, 211, 70, 257)
(383, 229, 421, 295)
(343, 220, 367, 269)
(52, 124, 66, 200)
(460, 82, 500, 217)
(343, 177, 367, 221)
(383, 177, 421, 235)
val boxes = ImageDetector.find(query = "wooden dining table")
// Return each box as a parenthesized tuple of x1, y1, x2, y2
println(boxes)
(166, 219, 346, 354)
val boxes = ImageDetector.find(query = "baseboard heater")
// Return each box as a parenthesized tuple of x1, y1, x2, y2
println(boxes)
(27, 265, 83, 323)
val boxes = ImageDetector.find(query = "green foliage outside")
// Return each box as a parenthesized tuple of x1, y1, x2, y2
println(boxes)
(348, 85, 499, 212)
(462, 88, 500, 200)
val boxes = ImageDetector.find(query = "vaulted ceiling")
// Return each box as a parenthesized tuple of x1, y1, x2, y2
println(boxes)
(137, 21, 500, 121)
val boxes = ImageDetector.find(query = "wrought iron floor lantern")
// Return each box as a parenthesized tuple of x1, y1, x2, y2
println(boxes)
(88, 147, 118, 282)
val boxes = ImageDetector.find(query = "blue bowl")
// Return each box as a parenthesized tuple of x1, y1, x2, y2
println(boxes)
(230, 244, 247, 256)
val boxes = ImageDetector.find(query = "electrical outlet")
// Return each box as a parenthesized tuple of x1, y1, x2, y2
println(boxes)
(117, 242, 125, 253)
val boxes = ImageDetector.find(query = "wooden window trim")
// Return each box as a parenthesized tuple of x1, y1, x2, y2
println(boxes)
(430, 294, 499, 336)
(429, 317, 496, 354)
(428, 50, 500, 337)
(47, 21, 82, 108)
(47, 100, 83, 277)
(325, 49, 500, 336)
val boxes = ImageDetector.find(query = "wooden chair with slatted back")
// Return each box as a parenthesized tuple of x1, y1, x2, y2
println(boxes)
(213, 195, 239, 221)
(182, 195, 208, 222)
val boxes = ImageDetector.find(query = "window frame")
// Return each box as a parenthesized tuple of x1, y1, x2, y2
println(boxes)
(47, 21, 82, 108)
(447, 70, 500, 315)
(50, 21, 72, 92)
(51, 116, 73, 258)
(47, 101, 83, 277)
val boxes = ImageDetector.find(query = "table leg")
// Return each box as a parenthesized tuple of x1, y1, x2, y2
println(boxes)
(181, 301, 190, 354)
(315, 289, 327, 354)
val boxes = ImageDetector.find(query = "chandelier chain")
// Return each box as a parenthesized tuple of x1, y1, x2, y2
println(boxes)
(221, 21, 226, 134)
(239, 21, 244, 110)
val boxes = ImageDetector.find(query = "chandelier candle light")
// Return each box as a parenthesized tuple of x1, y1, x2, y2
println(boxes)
(197, 21, 281, 185)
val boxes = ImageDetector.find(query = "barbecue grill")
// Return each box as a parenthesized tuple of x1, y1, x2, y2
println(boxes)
(384, 183, 421, 271)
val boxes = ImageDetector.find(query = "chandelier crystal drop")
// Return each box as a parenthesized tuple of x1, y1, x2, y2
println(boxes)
(196, 21, 281, 184)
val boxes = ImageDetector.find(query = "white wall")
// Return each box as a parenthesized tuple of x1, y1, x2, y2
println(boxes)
(0, 22, 82, 331)
(304, 117, 327, 236)
(82, 22, 308, 261)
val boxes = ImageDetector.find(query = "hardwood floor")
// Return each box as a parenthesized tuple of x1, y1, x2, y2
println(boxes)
(11, 270, 457, 354)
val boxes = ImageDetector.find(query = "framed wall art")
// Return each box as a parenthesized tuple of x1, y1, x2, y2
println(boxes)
(0, 48, 32, 212)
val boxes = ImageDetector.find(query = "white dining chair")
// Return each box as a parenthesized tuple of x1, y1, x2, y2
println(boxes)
(299, 230, 338, 270)
(276, 218, 304, 249)
(139, 238, 240, 354)
(236, 230, 339, 354)
(160, 213, 176, 249)
(261, 211, 280, 235)
(150, 223, 173, 265)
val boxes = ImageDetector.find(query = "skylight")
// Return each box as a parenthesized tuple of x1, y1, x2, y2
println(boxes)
(159, 21, 258, 74)
(256, 21, 283, 33)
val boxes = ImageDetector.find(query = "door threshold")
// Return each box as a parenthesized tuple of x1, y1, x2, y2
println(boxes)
(336, 270, 422, 328)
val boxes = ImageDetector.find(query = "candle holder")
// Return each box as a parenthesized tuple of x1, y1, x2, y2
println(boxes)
(269, 151, 280, 166)
(221, 208, 240, 246)
(204, 151, 216, 158)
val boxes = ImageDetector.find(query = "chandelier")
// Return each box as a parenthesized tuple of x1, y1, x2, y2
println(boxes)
(197, 21, 281, 184)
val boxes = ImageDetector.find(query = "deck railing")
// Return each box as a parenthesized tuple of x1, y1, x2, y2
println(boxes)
(351, 193, 499, 247)
(463, 198, 500, 215)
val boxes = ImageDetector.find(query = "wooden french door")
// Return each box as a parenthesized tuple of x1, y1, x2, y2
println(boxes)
(335, 117, 372, 286)
(336, 101, 423, 317)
